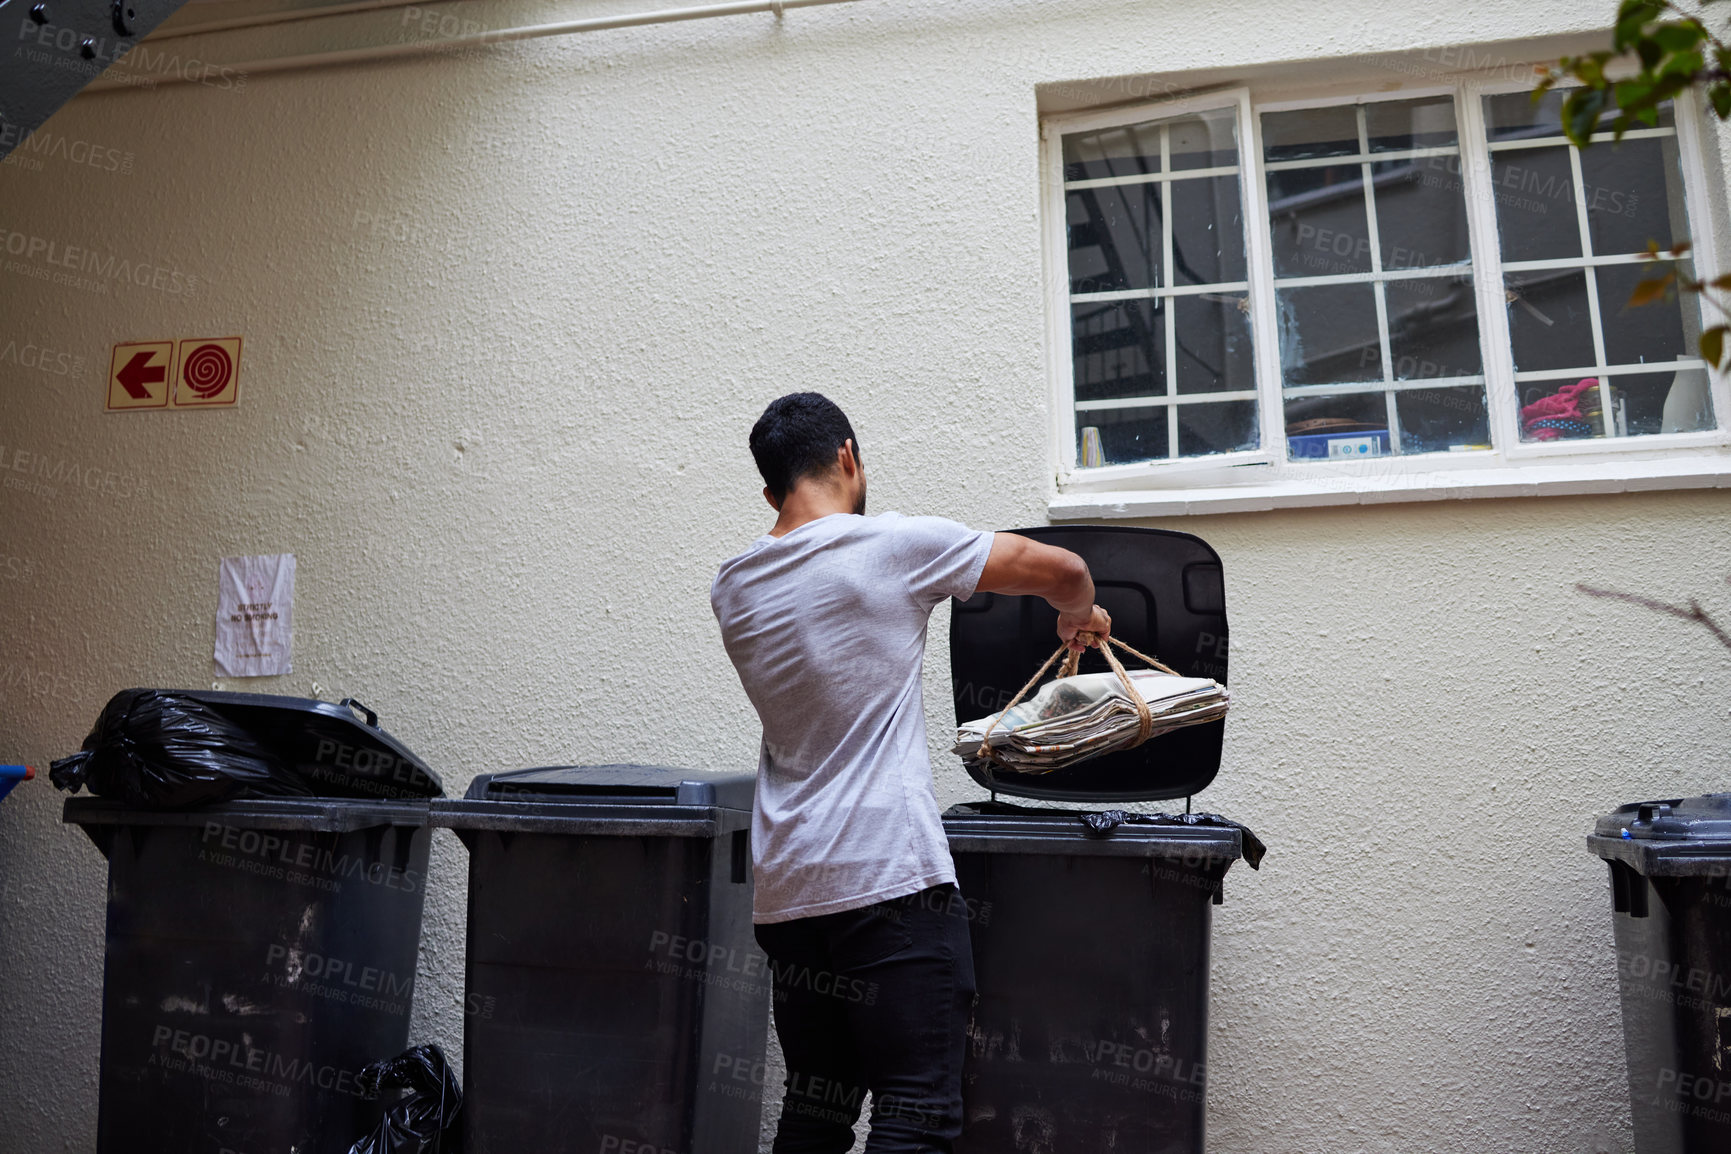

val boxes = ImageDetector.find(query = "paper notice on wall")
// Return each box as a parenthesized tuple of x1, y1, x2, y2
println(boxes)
(214, 554, 294, 677)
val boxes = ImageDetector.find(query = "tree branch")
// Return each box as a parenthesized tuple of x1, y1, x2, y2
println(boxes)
(1576, 582, 1731, 653)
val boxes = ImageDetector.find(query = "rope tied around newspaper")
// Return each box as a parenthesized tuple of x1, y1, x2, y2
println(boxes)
(973, 630, 1183, 763)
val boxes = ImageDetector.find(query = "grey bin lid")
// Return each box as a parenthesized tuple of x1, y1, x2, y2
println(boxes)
(1589, 794, 1731, 877)
(63, 796, 431, 832)
(942, 802, 1244, 864)
(464, 764, 756, 811)
(1594, 795, 1731, 840)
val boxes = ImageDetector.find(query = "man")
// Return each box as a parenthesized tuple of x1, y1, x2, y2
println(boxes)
(710, 393, 1111, 1153)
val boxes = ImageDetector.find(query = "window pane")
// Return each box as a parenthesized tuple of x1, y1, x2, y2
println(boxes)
(1505, 270, 1595, 372)
(1387, 276, 1482, 380)
(1615, 368, 1714, 435)
(1175, 295, 1254, 394)
(1597, 262, 1690, 366)
(1262, 105, 1358, 160)
(1396, 385, 1491, 453)
(1365, 95, 1458, 151)
(1063, 123, 1162, 183)
(1079, 407, 1169, 465)
(1484, 89, 1566, 140)
(1267, 165, 1371, 277)
(1170, 176, 1246, 284)
(1067, 185, 1161, 294)
(1582, 135, 1684, 256)
(1178, 401, 1259, 456)
(1071, 300, 1162, 401)
(1285, 395, 1389, 459)
(1169, 107, 1240, 171)
(1520, 377, 1610, 441)
(1490, 147, 1580, 261)
(1375, 156, 1470, 269)
(1277, 283, 1382, 385)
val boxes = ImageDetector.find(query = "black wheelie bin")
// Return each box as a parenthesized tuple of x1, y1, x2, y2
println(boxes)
(430, 763, 767, 1154)
(1590, 795, 1731, 1153)
(943, 525, 1262, 1154)
(59, 691, 442, 1154)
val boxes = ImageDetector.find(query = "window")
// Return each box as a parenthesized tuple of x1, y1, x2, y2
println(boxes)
(1263, 96, 1486, 458)
(1483, 93, 1714, 443)
(1044, 76, 1729, 514)
(1063, 106, 1256, 465)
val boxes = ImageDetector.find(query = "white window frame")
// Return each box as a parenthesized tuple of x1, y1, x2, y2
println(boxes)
(1044, 75, 1731, 518)
(1043, 87, 1275, 488)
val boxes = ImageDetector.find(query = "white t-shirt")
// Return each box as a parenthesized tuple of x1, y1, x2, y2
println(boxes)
(711, 512, 994, 924)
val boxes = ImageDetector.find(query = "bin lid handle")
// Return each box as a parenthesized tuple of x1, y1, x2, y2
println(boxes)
(339, 698, 378, 728)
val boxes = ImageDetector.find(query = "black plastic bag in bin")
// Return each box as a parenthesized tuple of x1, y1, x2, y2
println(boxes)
(349, 1044, 464, 1154)
(50, 689, 297, 808)
(50, 688, 443, 808)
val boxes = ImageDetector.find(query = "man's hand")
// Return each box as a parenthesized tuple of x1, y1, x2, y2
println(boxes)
(1057, 604, 1112, 652)
(977, 534, 1106, 650)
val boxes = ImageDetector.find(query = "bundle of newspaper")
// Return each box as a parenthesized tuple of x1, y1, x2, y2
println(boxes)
(954, 668, 1229, 775)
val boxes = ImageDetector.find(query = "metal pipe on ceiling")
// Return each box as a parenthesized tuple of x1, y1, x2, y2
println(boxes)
(82, 0, 868, 92)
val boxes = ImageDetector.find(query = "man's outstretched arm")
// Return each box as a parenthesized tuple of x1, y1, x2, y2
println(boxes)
(975, 533, 1111, 651)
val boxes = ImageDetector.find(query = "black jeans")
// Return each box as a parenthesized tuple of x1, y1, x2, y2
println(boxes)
(753, 884, 977, 1154)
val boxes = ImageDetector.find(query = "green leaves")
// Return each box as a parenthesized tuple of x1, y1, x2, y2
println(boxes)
(1541, 2, 1731, 378)
(1616, 0, 1668, 52)
(1540, 2, 1730, 142)
(1652, 21, 1705, 54)
(1711, 79, 1731, 117)
(1563, 86, 1611, 144)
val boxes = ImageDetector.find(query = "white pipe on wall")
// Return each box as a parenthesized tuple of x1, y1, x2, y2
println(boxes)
(148, 0, 438, 43)
(83, 0, 869, 92)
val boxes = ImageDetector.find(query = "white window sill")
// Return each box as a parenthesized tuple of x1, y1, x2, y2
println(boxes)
(1048, 456, 1731, 519)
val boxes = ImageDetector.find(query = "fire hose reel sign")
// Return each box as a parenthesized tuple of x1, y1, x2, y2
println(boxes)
(174, 336, 241, 406)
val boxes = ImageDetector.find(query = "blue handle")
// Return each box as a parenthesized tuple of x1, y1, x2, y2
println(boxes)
(0, 765, 32, 802)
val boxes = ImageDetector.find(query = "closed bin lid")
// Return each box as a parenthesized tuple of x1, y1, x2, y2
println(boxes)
(1595, 795, 1731, 841)
(464, 764, 755, 811)
(195, 691, 442, 798)
(950, 526, 1227, 804)
(1588, 794, 1731, 876)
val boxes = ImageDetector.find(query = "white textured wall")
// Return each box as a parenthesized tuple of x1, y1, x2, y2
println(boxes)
(2, 1, 1729, 1151)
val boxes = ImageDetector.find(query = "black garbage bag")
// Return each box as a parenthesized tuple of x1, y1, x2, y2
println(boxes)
(49, 688, 303, 808)
(1078, 808, 1267, 868)
(50, 688, 444, 807)
(348, 1044, 464, 1154)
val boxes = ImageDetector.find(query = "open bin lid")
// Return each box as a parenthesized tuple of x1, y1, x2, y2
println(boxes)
(950, 525, 1227, 804)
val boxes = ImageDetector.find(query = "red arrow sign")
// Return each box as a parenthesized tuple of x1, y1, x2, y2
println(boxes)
(117, 350, 166, 399)
(115, 349, 166, 399)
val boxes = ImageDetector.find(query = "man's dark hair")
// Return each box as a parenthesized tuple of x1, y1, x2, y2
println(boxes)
(749, 393, 861, 502)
